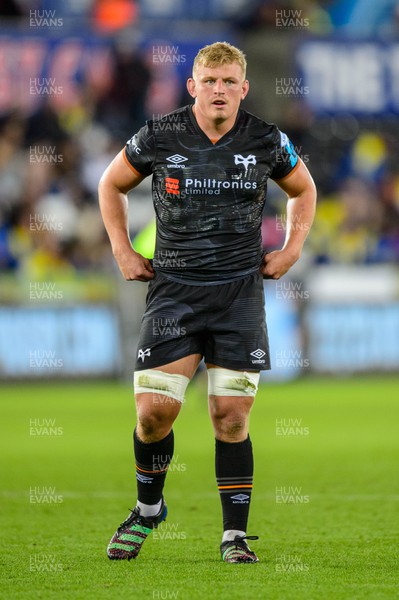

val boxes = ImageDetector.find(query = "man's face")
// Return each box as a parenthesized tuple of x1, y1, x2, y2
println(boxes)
(187, 62, 249, 123)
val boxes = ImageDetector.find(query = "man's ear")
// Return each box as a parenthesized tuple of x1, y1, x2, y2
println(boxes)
(187, 78, 196, 98)
(241, 79, 249, 100)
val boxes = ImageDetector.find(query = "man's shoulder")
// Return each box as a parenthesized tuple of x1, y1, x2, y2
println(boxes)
(239, 109, 279, 139)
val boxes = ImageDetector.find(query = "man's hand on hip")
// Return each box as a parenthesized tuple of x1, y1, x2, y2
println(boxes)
(114, 247, 155, 282)
(260, 249, 299, 280)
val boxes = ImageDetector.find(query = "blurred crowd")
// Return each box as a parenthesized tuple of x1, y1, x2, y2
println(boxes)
(0, 39, 186, 281)
(263, 112, 399, 264)
(0, 0, 399, 282)
(4, 0, 399, 35)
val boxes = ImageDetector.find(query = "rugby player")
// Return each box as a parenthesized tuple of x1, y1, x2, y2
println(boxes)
(98, 41, 316, 563)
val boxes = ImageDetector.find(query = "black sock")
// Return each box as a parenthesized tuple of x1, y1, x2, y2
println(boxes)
(134, 427, 174, 504)
(215, 436, 253, 532)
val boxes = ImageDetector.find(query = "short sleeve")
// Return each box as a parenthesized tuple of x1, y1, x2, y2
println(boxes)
(124, 122, 155, 177)
(270, 129, 300, 180)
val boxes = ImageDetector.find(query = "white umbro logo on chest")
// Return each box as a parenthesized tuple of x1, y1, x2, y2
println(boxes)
(166, 154, 188, 168)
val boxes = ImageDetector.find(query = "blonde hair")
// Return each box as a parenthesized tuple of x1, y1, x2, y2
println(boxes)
(193, 42, 247, 79)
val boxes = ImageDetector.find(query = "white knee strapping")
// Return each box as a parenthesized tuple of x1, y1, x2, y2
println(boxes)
(207, 367, 260, 397)
(134, 369, 190, 403)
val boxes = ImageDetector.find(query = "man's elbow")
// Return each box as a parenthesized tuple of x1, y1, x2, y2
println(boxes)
(308, 174, 317, 198)
(98, 179, 104, 202)
(98, 168, 119, 200)
(98, 166, 111, 195)
(299, 176, 317, 205)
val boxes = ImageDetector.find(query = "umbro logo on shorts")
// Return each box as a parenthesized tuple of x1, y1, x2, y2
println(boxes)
(230, 493, 250, 503)
(250, 348, 266, 360)
(166, 153, 188, 168)
(138, 348, 151, 362)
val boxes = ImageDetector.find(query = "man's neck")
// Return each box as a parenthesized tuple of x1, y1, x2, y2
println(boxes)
(192, 105, 237, 142)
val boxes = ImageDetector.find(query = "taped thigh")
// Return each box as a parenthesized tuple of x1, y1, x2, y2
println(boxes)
(207, 367, 260, 397)
(134, 369, 190, 403)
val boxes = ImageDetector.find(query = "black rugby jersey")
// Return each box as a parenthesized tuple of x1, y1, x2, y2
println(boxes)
(124, 105, 299, 284)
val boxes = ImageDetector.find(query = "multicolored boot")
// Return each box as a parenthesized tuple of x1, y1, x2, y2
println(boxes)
(107, 498, 167, 560)
(220, 535, 259, 563)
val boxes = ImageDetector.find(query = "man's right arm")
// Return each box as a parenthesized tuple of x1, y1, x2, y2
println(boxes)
(98, 150, 155, 282)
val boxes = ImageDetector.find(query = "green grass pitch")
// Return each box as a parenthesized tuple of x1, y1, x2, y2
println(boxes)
(1, 375, 398, 600)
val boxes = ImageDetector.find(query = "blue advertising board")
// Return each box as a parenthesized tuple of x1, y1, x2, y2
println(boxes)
(297, 39, 399, 114)
(0, 306, 121, 377)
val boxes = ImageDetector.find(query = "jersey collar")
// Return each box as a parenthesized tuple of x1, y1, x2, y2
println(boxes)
(188, 104, 243, 147)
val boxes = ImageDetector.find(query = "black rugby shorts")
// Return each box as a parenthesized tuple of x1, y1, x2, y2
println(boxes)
(134, 271, 270, 372)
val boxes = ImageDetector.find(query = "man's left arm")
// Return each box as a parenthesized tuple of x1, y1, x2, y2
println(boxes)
(261, 159, 316, 279)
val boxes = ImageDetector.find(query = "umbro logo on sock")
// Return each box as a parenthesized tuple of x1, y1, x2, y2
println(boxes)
(136, 473, 153, 484)
(230, 493, 250, 504)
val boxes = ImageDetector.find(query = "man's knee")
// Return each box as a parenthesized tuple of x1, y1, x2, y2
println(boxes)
(134, 369, 189, 440)
(209, 396, 254, 441)
(212, 411, 248, 439)
(207, 367, 258, 440)
(136, 402, 176, 438)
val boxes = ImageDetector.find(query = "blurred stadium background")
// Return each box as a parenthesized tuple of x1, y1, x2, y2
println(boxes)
(1, 2, 399, 599)
(1, 0, 399, 382)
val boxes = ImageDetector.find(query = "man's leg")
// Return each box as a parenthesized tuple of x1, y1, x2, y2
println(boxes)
(207, 365, 260, 563)
(134, 354, 201, 513)
(107, 354, 201, 560)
